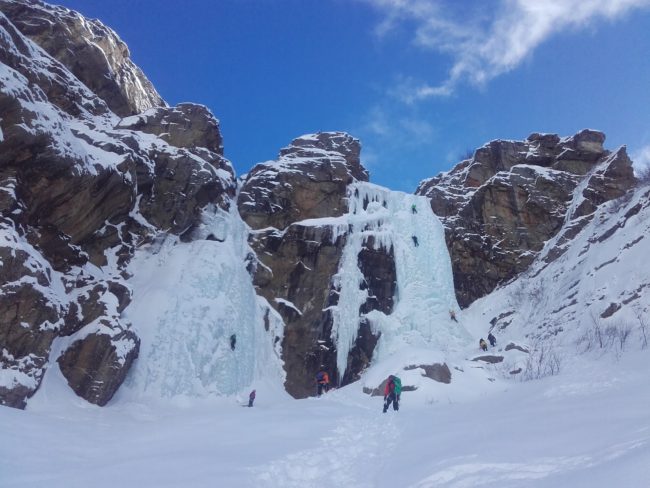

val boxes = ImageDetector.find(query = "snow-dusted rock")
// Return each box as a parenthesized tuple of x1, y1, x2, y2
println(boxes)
(240, 134, 389, 397)
(474, 183, 650, 347)
(57, 325, 140, 406)
(0, 0, 165, 116)
(238, 132, 368, 230)
(117, 103, 225, 155)
(417, 130, 636, 307)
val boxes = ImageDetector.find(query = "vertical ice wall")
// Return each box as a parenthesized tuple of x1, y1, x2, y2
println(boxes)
(331, 182, 471, 379)
(121, 204, 284, 400)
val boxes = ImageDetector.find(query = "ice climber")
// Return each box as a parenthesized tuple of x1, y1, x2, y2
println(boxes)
(479, 338, 488, 352)
(230, 334, 237, 351)
(383, 375, 402, 413)
(412, 235, 419, 247)
(488, 332, 497, 347)
(411, 204, 417, 214)
(248, 390, 256, 407)
(449, 309, 458, 322)
(316, 369, 330, 397)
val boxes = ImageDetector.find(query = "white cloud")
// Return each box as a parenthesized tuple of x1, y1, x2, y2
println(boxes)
(365, 0, 650, 101)
(362, 105, 436, 144)
(632, 145, 650, 172)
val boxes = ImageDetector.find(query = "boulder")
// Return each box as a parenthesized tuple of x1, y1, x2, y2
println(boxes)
(362, 377, 418, 396)
(471, 355, 504, 364)
(57, 326, 140, 406)
(404, 363, 452, 383)
(505, 342, 530, 353)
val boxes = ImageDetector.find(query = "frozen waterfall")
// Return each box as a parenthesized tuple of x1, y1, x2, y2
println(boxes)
(121, 205, 284, 400)
(331, 182, 471, 380)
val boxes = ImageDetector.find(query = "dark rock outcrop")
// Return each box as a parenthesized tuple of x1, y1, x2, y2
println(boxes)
(417, 130, 636, 306)
(340, 236, 397, 385)
(57, 327, 140, 406)
(249, 223, 347, 398)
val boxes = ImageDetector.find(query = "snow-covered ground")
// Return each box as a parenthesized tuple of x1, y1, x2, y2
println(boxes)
(1, 347, 648, 487)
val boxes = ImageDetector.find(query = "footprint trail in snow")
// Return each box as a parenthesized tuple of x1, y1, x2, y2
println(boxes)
(252, 412, 400, 488)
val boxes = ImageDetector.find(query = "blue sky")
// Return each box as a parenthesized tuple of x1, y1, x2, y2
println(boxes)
(58, 0, 650, 191)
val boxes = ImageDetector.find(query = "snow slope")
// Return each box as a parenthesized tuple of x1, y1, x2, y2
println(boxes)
(460, 184, 650, 370)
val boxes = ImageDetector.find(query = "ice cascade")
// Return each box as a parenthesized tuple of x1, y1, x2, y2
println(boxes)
(331, 182, 471, 380)
(121, 204, 284, 400)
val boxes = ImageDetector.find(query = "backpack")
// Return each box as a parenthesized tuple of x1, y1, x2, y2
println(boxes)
(393, 376, 402, 395)
(316, 371, 325, 382)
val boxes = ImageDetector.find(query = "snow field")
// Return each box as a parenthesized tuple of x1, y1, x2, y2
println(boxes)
(2, 350, 648, 487)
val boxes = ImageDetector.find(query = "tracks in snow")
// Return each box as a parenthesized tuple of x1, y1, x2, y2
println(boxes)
(252, 411, 400, 488)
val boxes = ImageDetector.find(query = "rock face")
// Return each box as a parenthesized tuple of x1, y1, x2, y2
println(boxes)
(0, 0, 165, 116)
(417, 130, 636, 307)
(57, 327, 140, 406)
(239, 133, 374, 398)
(239, 132, 368, 230)
(0, 5, 235, 408)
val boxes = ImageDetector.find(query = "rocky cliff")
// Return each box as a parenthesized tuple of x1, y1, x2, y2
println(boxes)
(416, 130, 636, 307)
(0, 0, 165, 116)
(0, 1, 234, 408)
(238, 133, 385, 397)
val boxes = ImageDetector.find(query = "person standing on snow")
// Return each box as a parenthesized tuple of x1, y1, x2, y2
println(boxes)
(479, 338, 488, 351)
(488, 332, 497, 347)
(383, 375, 402, 413)
(248, 390, 256, 407)
(315, 369, 330, 397)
